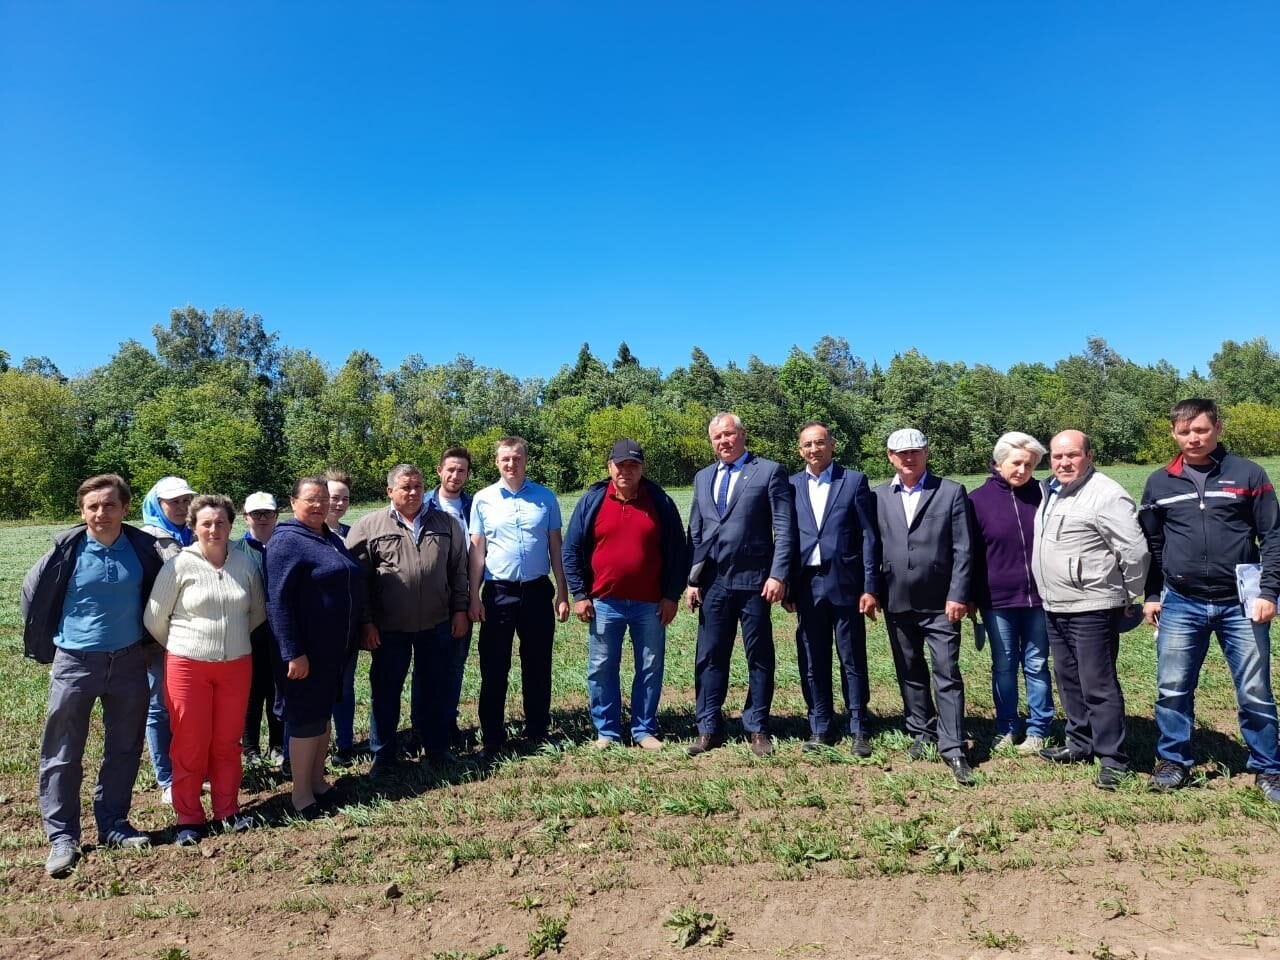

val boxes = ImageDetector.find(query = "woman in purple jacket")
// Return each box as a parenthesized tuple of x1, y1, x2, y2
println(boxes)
(969, 432, 1055, 755)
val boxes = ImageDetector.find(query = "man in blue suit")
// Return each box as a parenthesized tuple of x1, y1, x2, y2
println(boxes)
(686, 412, 796, 757)
(873, 428, 977, 785)
(784, 422, 882, 758)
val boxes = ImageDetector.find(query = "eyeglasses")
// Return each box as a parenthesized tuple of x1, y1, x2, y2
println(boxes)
(247, 510, 278, 520)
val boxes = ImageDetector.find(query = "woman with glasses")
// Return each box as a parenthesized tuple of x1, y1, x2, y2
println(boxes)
(144, 494, 265, 844)
(265, 476, 364, 816)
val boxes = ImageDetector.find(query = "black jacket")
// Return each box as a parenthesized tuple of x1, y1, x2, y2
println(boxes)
(563, 477, 689, 603)
(1139, 445, 1280, 603)
(21, 524, 165, 663)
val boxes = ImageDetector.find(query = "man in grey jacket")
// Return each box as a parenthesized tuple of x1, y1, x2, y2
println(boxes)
(1031, 430, 1149, 790)
(347, 463, 471, 777)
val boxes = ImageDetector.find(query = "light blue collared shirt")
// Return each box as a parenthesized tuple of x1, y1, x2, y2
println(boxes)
(390, 504, 428, 541)
(469, 479, 562, 581)
(56, 535, 146, 652)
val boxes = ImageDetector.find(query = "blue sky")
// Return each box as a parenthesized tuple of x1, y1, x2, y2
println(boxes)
(2, 2, 1276, 381)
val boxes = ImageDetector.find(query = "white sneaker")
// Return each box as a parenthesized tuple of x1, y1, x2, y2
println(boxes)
(991, 733, 1016, 751)
(161, 785, 173, 805)
(1017, 735, 1046, 756)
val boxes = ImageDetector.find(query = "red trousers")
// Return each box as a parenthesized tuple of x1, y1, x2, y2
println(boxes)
(164, 654, 252, 825)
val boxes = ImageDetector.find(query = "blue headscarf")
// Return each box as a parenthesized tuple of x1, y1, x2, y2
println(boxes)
(142, 484, 194, 546)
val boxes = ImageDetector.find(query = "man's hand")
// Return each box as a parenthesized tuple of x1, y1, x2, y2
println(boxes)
(555, 595, 571, 623)
(859, 593, 880, 623)
(659, 598, 678, 627)
(287, 654, 310, 680)
(944, 600, 967, 624)
(1253, 598, 1277, 624)
(686, 586, 702, 611)
(1144, 601, 1161, 628)
(574, 599, 594, 623)
(762, 577, 785, 604)
(361, 622, 380, 651)
(469, 595, 485, 623)
(451, 611, 470, 638)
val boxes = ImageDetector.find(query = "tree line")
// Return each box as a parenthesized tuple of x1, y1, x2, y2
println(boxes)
(2, 306, 1280, 520)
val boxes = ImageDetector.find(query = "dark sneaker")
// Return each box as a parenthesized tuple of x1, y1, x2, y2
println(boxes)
(220, 814, 254, 833)
(749, 732, 774, 758)
(1096, 766, 1131, 791)
(45, 839, 79, 877)
(801, 732, 841, 753)
(1148, 760, 1191, 792)
(1256, 773, 1280, 804)
(175, 826, 202, 847)
(850, 735, 873, 758)
(331, 747, 355, 768)
(687, 732, 726, 757)
(102, 825, 151, 849)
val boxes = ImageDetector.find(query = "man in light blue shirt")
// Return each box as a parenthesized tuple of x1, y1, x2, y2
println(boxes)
(469, 436, 570, 759)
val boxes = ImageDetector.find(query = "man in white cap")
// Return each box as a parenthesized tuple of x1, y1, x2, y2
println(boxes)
(873, 428, 976, 784)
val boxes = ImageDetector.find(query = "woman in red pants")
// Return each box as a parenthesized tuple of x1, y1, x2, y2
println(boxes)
(144, 494, 266, 845)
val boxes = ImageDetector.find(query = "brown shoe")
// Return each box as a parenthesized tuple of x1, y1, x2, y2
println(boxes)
(749, 732, 774, 758)
(687, 732, 725, 757)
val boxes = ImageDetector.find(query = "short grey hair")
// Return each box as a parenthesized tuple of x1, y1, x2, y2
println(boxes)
(387, 463, 423, 487)
(992, 431, 1047, 467)
(708, 412, 743, 434)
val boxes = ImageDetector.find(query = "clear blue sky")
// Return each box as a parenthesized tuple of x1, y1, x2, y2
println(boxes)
(2, 2, 1277, 381)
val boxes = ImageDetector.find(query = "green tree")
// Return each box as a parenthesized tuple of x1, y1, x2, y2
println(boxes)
(1208, 338, 1280, 406)
(1222, 403, 1280, 457)
(0, 369, 82, 517)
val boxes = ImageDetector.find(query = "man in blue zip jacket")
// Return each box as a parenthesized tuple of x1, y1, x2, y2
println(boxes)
(1139, 398, 1280, 802)
(563, 439, 688, 749)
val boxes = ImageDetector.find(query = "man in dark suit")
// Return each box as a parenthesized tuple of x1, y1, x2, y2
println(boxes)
(784, 422, 882, 758)
(873, 428, 977, 784)
(686, 412, 796, 757)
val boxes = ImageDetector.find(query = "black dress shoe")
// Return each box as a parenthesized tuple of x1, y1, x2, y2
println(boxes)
(907, 735, 936, 761)
(801, 733, 841, 753)
(850, 735, 873, 758)
(477, 743, 508, 764)
(947, 755, 976, 785)
(687, 732, 726, 757)
(1039, 744, 1092, 764)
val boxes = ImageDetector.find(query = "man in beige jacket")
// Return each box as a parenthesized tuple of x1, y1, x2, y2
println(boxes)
(1031, 430, 1149, 790)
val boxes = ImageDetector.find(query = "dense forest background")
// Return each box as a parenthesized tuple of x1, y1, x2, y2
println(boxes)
(2, 306, 1279, 520)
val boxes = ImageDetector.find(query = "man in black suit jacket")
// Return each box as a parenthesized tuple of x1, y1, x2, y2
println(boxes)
(686, 412, 796, 758)
(873, 428, 977, 784)
(784, 423, 882, 758)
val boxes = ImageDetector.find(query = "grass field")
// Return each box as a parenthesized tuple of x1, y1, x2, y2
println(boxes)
(2, 459, 1279, 959)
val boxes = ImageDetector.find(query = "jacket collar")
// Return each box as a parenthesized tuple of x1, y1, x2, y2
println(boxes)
(1166, 443, 1226, 478)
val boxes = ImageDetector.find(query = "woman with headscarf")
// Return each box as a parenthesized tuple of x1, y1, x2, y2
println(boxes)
(138, 475, 196, 803)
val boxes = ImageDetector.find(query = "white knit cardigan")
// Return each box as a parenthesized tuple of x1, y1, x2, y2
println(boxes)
(144, 544, 267, 661)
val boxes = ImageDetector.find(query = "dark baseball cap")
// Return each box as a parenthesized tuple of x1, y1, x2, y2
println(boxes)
(609, 438, 645, 463)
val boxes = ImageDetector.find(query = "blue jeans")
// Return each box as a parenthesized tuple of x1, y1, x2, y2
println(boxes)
(586, 598, 666, 742)
(143, 641, 172, 788)
(370, 624, 454, 760)
(1155, 586, 1279, 773)
(984, 607, 1054, 738)
(332, 649, 359, 751)
(40, 643, 148, 844)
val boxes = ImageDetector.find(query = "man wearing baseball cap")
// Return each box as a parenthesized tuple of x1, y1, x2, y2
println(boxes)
(873, 428, 977, 784)
(563, 439, 688, 749)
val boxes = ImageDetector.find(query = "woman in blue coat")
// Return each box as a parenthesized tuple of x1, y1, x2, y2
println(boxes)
(266, 476, 364, 816)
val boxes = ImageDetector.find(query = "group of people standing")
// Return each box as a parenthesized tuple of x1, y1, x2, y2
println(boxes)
(21, 397, 1280, 879)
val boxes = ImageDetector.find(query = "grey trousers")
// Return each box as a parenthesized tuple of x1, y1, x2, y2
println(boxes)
(39, 643, 148, 844)
(886, 611, 966, 758)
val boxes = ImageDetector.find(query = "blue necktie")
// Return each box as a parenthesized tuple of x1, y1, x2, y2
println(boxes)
(715, 465, 731, 517)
